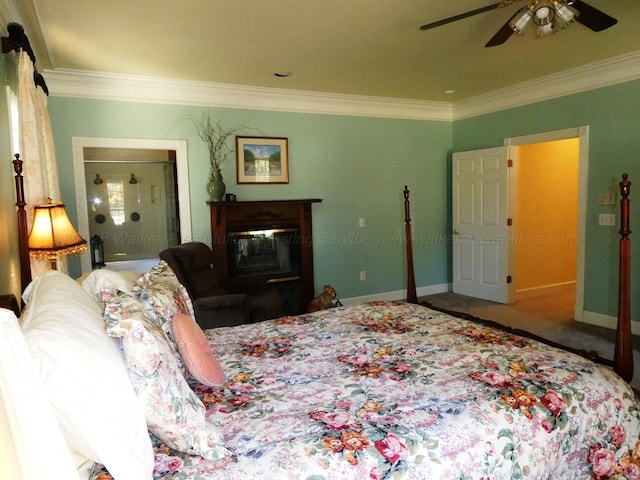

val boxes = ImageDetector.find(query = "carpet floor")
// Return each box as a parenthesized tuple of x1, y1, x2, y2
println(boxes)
(420, 286, 640, 391)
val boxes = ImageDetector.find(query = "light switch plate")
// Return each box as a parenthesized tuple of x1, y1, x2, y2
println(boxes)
(599, 192, 616, 205)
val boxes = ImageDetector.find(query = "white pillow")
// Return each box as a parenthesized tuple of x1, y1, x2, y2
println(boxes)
(81, 268, 140, 302)
(20, 271, 154, 480)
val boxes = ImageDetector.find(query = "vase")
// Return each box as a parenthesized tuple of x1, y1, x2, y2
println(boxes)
(207, 168, 226, 202)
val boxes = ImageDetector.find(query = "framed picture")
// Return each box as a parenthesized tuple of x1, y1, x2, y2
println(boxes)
(236, 136, 289, 184)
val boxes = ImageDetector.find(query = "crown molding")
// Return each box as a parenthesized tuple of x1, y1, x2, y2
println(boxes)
(44, 49, 640, 122)
(453, 50, 640, 120)
(44, 69, 452, 121)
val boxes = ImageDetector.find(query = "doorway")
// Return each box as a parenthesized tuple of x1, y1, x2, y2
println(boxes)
(513, 138, 579, 304)
(452, 126, 588, 322)
(504, 126, 589, 321)
(72, 137, 192, 274)
(84, 149, 179, 263)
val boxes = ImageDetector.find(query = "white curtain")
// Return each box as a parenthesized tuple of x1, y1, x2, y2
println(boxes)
(0, 308, 80, 479)
(17, 50, 68, 277)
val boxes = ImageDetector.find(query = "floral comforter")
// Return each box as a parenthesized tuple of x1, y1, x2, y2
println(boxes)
(96, 301, 640, 479)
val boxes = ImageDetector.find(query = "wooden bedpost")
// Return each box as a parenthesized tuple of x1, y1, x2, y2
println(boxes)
(404, 186, 417, 304)
(615, 173, 633, 382)
(13, 154, 32, 293)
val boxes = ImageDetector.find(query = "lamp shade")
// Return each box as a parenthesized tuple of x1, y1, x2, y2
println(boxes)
(28, 200, 87, 263)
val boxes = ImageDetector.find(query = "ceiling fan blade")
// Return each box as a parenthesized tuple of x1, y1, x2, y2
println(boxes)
(571, 0, 617, 32)
(420, 2, 505, 31)
(485, 13, 517, 47)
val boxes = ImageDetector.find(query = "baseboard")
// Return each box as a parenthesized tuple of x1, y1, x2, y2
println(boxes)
(341, 283, 449, 306)
(579, 310, 640, 336)
(514, 281, 576, 301)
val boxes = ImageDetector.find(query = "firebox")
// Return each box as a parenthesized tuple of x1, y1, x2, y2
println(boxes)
(227, 227, 301, 283)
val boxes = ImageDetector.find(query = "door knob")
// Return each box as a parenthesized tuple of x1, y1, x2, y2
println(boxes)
(453, 229, 460, 235)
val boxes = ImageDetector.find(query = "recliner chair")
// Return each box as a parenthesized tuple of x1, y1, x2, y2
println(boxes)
(159, 242, 282, 329)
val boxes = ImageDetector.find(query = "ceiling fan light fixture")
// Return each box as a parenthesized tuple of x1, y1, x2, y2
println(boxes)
(533, 1, 555, 26)
(532, 0, 557, 37)
(509, 7, 534, 35)
(537, 22, 556, 37)
(424, 0, 615, 48)
(553, 1, 578, 29)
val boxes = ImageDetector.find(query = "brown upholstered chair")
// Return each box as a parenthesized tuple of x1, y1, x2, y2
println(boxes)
(159, 242, 282, 329)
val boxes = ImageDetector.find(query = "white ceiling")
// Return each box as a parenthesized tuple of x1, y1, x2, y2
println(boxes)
(11, 0, 640, 103)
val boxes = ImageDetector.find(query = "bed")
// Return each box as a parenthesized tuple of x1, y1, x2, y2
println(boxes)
(4, 158, 640, 480)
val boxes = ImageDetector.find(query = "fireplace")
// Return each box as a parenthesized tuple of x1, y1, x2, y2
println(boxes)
(227, 227, 301, 282)
(208, 198, 321, 314)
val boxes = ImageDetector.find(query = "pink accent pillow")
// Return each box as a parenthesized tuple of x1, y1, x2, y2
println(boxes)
(172, 313, 225, 386)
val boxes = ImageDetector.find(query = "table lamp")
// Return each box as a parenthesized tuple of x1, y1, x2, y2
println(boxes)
(28, 198, 87, 270)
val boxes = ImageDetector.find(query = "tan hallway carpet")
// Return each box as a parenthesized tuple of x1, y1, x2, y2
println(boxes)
(420, 286, 640, 392)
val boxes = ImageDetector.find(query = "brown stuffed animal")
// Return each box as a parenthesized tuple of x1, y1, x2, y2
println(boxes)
(307, 284, 343, 313)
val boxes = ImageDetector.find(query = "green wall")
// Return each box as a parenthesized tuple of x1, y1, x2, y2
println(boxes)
(47, 98, 452, 299)
(452, 79, 640, 319)
(6, 75, 640, 321)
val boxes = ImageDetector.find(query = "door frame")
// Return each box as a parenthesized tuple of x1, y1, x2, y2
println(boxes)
(504, 126, 589, 320)
(72, 137, 192, 274)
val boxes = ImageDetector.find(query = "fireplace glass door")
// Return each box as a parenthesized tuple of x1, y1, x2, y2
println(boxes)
(228, 228, 301, 282)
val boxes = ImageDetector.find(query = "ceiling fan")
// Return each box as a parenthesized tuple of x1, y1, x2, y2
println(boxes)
(420, 0, 617, 47)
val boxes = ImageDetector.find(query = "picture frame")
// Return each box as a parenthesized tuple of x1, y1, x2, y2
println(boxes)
(236, 136, 289, 184)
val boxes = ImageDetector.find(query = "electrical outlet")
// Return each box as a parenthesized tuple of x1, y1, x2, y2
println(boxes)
(599, 213, 616, 226)
(360, 271, 366, 281)
(359, 218, 365, 228)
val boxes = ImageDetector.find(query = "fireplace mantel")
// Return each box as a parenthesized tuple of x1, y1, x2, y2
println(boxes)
(208, 199, 322, 314)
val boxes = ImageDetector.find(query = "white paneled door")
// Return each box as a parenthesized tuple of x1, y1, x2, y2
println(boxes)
(452, 146, 513, 303)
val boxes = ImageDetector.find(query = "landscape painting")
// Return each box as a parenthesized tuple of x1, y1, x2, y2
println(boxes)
(236, 136, 289, 184)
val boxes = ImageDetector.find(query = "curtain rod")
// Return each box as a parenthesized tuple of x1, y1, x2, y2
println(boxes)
(1, 22, 48, 95)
